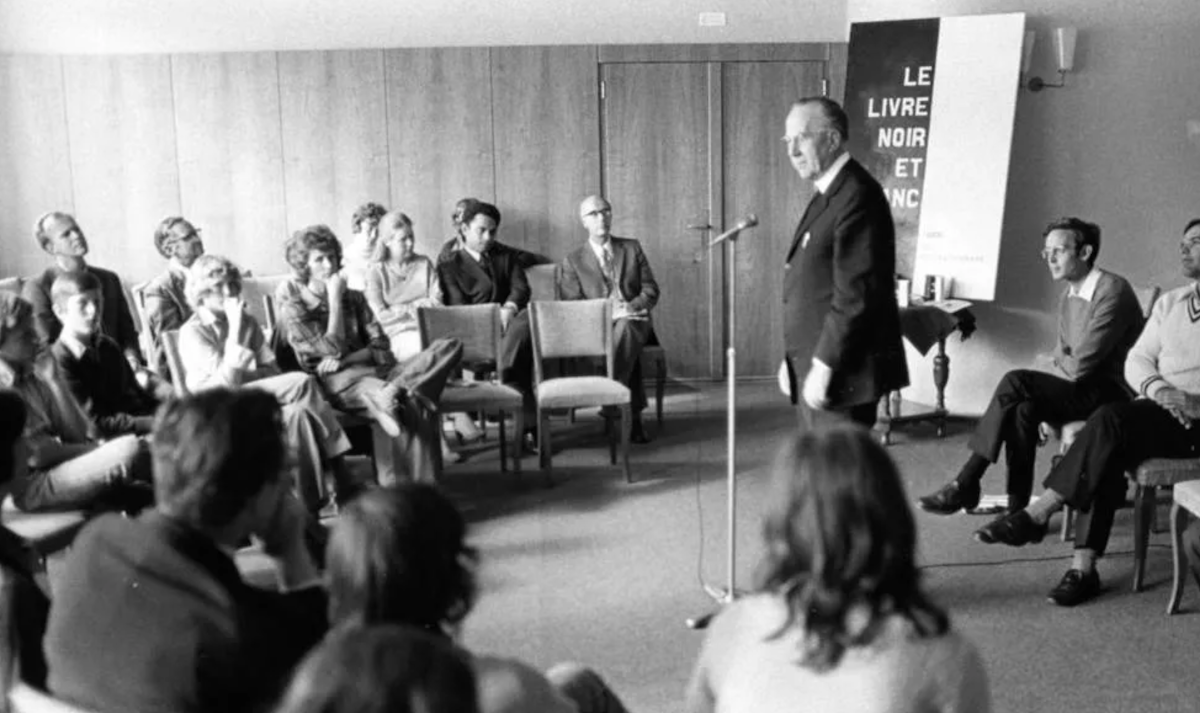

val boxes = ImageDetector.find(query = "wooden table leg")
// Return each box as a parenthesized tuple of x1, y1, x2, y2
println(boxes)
(932, 336, 949, 437)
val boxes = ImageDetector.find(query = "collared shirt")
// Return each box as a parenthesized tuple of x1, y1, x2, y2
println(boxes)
(1067, 266, 1101, 302)
(813, 151, 852, 194)
(274, 278, 386, 373)
(588, 237, 612, 267)
(50, 333, 157, 437)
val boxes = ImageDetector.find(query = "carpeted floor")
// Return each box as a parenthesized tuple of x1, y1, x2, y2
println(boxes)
(436, 382, 1200, 713)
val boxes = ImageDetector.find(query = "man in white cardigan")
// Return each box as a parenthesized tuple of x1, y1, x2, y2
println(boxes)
(975, 218, 1200, 607)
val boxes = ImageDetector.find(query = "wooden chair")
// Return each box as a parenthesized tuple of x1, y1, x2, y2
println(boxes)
(1045, 284, 1161, 540)
(418, 305, 524, 474)
(529, 299, 632, 483)
(128, 281, 157, 371)
(9, 683, 101, 713)
(1167, 479, 1200, 614)
(161, 330, 188, 397)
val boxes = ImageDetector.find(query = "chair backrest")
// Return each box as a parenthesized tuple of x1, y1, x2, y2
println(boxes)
(128, 281, 157, 368)
(162, 330, 189, 397)
(529, 299, 612, 383)
(9, 683, 101, 713)
(241, 274, 289, 332)
(0, 276, 23, 297)
(418, 304, 502, 367)
(1134, 284, 1160, 320)
(525, 264, 559, 302)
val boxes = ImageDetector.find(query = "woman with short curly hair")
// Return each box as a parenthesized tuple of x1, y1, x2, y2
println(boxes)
(686, 426, 991, 713)
(275, 226, 462, 483)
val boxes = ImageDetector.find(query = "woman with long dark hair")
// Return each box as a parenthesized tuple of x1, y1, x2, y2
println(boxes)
(686, 425, 990, 713)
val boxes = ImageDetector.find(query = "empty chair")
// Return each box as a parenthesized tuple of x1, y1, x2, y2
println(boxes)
(418, 305, 524, 474)
(529, 299, 631, 483)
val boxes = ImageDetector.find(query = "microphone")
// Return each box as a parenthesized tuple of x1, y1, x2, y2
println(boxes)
(709, 214, 759, 247)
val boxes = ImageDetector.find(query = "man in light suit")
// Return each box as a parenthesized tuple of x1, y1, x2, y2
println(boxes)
(559, 195, 660, 443)
(781, 97, 908, 428)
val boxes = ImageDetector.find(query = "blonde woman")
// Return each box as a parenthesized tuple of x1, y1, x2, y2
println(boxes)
(367, 212, 480, 447)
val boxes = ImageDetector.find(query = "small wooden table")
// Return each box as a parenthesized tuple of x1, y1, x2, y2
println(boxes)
(878, 301, 975, 445)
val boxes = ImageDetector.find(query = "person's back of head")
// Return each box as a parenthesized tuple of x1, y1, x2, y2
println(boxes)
(152, 388, 287, 536)
(326, 484, 477, 632)
(275, 623, 479, 713)
(759, 424, 947, 671)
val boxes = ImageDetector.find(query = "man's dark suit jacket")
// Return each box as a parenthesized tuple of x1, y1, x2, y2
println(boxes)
(45, 512, 327, 713)
(783, 157, 909, 410)
(558, 236, 660, 313)
(23, 265, 139, 359)
(438, 243, 531, 309)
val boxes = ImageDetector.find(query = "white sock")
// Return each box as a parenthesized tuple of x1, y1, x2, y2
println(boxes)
(1023, 490, 1065, 525)
(1071, 549, 1097, 574)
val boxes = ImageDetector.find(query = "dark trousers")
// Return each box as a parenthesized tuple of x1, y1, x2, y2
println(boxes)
(499, 310, 535, 418)
(1045, 399, 1200, 555)
(964, 369, 1129, 506)
(613, 318, 652, 414)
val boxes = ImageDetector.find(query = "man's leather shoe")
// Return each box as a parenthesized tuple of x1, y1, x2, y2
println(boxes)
(974, 510, 1048, 546)
(917, 480, 981, 515)
(1047, 568, 1101, 606)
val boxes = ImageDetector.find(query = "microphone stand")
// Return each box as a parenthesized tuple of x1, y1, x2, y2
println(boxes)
(686, 217, 757, 630)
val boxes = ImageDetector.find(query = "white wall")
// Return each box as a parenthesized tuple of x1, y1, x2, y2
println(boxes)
(849, 0, 1200, 415)
(0, 0, 845, 53)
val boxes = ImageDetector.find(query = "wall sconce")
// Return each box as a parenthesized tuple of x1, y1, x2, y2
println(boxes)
(1027, 27, 1077, 91)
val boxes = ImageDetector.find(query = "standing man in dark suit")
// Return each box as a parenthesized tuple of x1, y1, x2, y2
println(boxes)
(781, 97, 908, 428)
(559, 195, 660, 443)
(437, 201, 537, 444)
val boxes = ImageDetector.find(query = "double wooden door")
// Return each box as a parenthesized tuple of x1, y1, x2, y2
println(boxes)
(601, 59, 825, 379)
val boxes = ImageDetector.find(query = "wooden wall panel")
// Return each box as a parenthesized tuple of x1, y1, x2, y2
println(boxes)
(278, 50, 390, 238)
(63, 55, 180, 283)
(491, 46, 600, 260)
(384, 48, 494, 260)
(173, 52, 288, 276)
(602, 63, 712, 378)
(723, 61, 825, 376)
(0, 56, 73, 277)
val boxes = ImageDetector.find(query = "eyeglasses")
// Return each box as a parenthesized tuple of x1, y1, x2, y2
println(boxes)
(1182, 237, 1200, 251)
(1040, 246, 1076, 260)
(781, 130, 826, 146)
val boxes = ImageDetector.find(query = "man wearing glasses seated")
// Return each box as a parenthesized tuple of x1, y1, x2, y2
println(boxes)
(917, 217, 1144, 519)
(144, 216, 206, 378)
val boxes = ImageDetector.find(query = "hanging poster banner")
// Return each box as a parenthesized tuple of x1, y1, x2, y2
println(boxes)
(844, 13, 1024, 301)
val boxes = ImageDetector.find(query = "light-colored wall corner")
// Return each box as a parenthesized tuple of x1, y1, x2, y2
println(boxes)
(849, 0, 1200, 415)
(0, 0, 847, 54)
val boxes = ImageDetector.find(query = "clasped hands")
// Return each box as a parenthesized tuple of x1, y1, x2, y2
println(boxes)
(1153, 387, 1200, 429)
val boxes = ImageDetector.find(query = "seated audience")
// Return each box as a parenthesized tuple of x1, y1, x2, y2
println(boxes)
(0, 292, 151, 513)
(179, 255, 366, 512)
(0, 391, 50, 697)
(345, 202, 388, 292)
(437, 201, 536, 444)
(326, 484, 632, 713)
(686, 426, 990, 713)
(976, 218, 1200, 607)
(144, 215, 205, 377)
(274, 623, 479, 713)
(275, 225, 462, 483)
(22, 212, 141, 370)
(50, 272, 159, 437)
(45, 389, 328, 713)
(918, 217, 1144, 515)
(365, 211, 441, 361)
(559, 195, 661, 444)
(438, 198, 547, 270)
